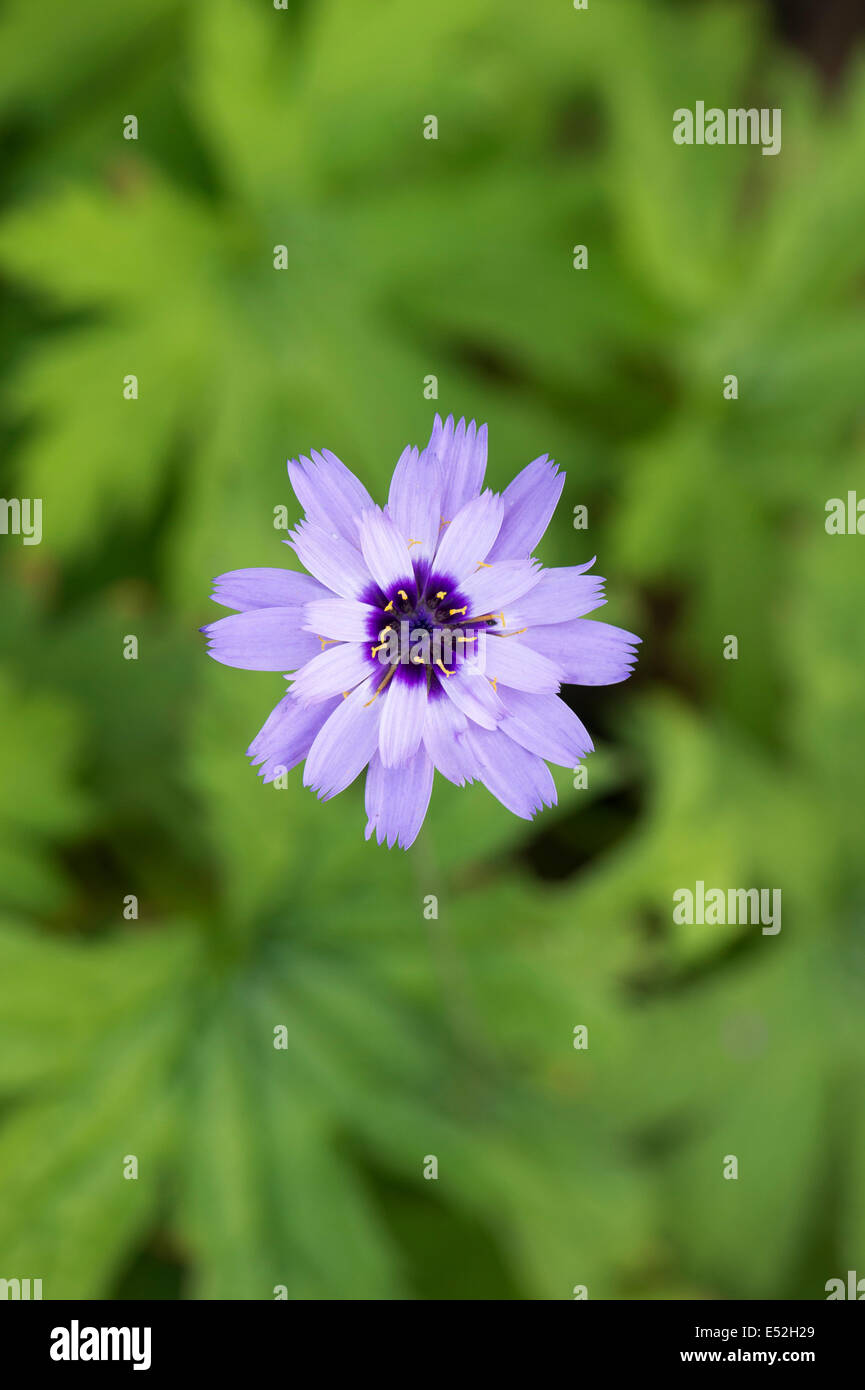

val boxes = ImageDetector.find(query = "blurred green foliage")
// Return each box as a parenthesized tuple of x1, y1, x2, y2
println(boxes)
(0, 0, 863, 1299)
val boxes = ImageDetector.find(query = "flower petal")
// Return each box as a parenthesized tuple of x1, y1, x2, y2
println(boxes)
(422, 694, 477, 785)
(290, 641, 374, 705)
(481, 635, 562, 693)
(440, 663, 503, 729)
(522, 618, 640, 685)
(210, 567, 328, 612)
(359, 507, 416, 594)
(426, 415, 487, 518)
(433, 490, 504, 581)
(286, 519, 372, 600)
(247, 693, 340, 782)
(303, 677, 381, 799)
(386, 444, 441, 566)
(303, 597, 378, 643)
(378, 672, 428, 768)
(459, 560, 543, 617)
(287, 449, 374, 543)
(504, 562, 606, 627)
(498, 689, 593, 767)
(459, 726, 557, 819)
(201, 608, 320, 671)
(486, 455, 564, 562)
(364, 748, 434, 849)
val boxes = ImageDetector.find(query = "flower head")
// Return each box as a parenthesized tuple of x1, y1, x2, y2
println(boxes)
(202, 415, 640, 848)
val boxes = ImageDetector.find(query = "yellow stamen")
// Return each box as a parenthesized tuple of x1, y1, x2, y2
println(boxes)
(397, 589, 409, 601)
(449, 606, 467, 617)
(435, 660, 454, 678)
(378, 626, 392, 639)
(454, 635, 477, 644)
(407, 538, 421, 549)
(370, 641, 389, 657)
(435, 590, 447, 600)
(500, 626, 527, 637)
(476, 561, 492, 568)
(384, 600, 394, 612)
(364, 664, 396, 706)
(490, 677, 498, 693)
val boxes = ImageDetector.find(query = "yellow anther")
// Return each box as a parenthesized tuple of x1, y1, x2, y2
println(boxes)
(490, 677, 498, 693)
(407, 538, 421, 548)
(397, 589, 409, 601)
(370, 641, 388, 657)
(342, 691, 350, 699)
(439, 517, 450, 529)
(476, 561, 492, 568)
(411, 653, 425, 664)
(501, 626, 527, 637)
(378, 625, 392, 639)
(435, 660, 454, 678)
(449, 606, 467, 617)
(384, 600, 394, 612)
(435, 590, 447, 600)
(454, 635, 476, 644)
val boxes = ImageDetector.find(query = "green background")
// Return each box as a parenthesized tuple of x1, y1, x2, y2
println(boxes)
(0, 0, 863, 1300)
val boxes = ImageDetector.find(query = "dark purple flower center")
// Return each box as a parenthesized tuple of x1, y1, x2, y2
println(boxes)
(363, 572, 497, 689)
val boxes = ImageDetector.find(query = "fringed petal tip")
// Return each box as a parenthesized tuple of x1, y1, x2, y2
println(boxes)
(364, 749, 434, 849)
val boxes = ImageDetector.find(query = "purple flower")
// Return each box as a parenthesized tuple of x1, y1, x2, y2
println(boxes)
(202, 415, 640, 849)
